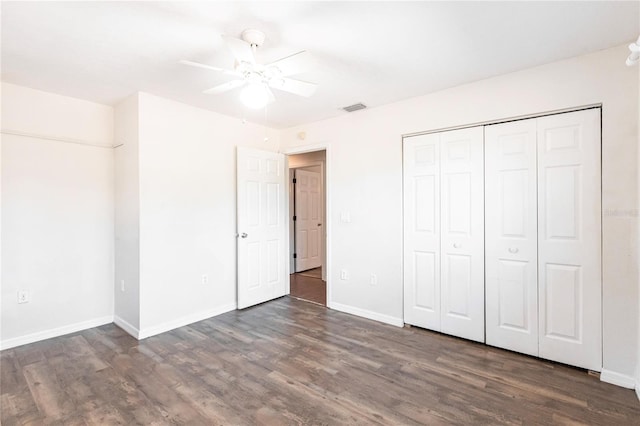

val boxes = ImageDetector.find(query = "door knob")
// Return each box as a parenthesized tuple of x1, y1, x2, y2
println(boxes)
(453, 243, 461, 248)
(318, 223, 322, 226)
(240, 233, 248, 238)
(508, 247, 519, 253)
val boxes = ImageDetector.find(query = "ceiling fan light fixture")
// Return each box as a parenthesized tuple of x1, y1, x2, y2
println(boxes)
(182, 28, 317, 108)
(240, 82, 270, 109)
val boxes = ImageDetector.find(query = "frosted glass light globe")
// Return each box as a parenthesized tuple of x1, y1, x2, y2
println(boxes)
(240, 83, 269, 109)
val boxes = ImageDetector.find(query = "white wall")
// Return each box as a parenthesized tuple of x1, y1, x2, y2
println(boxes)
(1, 83, 115, 349)
(280, 44, 639, 380)
(115, 92, 279, 338)
(114, 93, 141, 332)
(637, 48, 640, 400)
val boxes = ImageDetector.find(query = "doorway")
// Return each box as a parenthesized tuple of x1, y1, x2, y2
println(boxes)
(287, 150, 327, 306)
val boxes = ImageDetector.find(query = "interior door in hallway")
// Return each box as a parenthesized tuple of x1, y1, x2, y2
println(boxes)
(237, 147, 287, 309)
(294, 168, 322, 272)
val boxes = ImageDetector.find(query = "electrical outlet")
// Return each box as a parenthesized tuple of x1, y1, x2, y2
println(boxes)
(202, 274, 209, 285)
(370, 273, 378, 286)
(340, 269, 348, 280)
(120, 279, 125, 292)
(17, 290, 29, 304)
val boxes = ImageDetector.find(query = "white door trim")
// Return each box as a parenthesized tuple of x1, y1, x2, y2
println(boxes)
(283, 144, 332, 309)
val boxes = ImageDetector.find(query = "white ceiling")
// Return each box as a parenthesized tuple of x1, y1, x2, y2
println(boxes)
(2, 1, 638, 128)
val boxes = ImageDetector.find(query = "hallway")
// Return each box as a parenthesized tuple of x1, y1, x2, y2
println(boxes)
(289, 267, 326, 306)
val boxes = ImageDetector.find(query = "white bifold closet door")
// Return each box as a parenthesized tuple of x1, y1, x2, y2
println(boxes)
(537, 110, 601, 371)
(403, 132, 441, 331)
(404, 127, 485, 342)
(485, 119, 539, 356)
(485, 108, 601, 371)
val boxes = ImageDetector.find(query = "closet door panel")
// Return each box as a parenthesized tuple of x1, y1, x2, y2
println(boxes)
(440, 127, 485, 342)
(403, 134, 441, 330)
(537, 109, 601, 371)
(485, 120, 538, 356)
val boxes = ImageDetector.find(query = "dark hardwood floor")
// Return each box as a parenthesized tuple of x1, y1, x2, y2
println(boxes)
(1, 297, 639, 425)
(289, 268, 326, 306)
(295, 267, 323, 280)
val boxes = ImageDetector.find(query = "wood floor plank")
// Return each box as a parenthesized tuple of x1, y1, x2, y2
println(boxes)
(22, 361, 75, 420)
(290, 269, 326, 306)
(2, 296, 639, 425)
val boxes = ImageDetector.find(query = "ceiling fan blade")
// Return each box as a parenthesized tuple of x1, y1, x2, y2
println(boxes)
(269, 78, 317, 97)
(203, 79, 246, 95)
(266, 51, 315, 77)
(221, 35, 255, 64)
(179, 60, 239, 77)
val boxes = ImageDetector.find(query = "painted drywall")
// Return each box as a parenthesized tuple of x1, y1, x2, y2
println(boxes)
(114, 93, 141, 333)
(1, 82, 113, 147)
(288, 150, 326, 168)
(280, 44, 640, 380)
(1, 83, 114, 349)
(115, 92, 279, 337)
(637, 50, 640, 400)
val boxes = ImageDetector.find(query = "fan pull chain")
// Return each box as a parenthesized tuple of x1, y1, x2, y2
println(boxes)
(263, 104, 269, 143)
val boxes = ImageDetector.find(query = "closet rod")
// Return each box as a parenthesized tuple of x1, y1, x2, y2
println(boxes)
(1, 129, 114, 149)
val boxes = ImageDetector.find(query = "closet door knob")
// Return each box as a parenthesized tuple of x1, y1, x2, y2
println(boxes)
(508, 247, 519, 253)
(453, 243, 461, 249)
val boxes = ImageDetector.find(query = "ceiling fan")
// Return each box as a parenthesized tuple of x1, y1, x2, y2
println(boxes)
(181, 29, 317, 109)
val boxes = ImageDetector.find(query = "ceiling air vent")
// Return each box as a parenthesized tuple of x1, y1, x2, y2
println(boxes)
(342, 103, 367, 112)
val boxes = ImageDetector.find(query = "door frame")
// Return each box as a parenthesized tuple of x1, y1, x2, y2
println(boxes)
(289, 162, 325, 275)
(284, 143, 332, 309)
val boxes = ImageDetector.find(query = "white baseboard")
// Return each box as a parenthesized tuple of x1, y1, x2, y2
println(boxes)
(330, 302, 404, 327)
(113, 315, 140, 339)
(0, 315, 114, 351)
(600, 369, 636, 389)
(137, 303, 237, 340)
(636, 381, 640, 401)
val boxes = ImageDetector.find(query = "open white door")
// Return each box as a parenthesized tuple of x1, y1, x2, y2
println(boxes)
(294, 169, 323, 271)
(237, 147, 287, 309)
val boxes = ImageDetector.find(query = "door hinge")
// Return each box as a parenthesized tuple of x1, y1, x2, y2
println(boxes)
(293, 215, 297, 221)
(293, 253, 297, 259)
(293, 178, 297, 184)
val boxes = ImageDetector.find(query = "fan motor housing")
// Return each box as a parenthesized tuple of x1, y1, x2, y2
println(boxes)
(242, 29, 266, 47)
